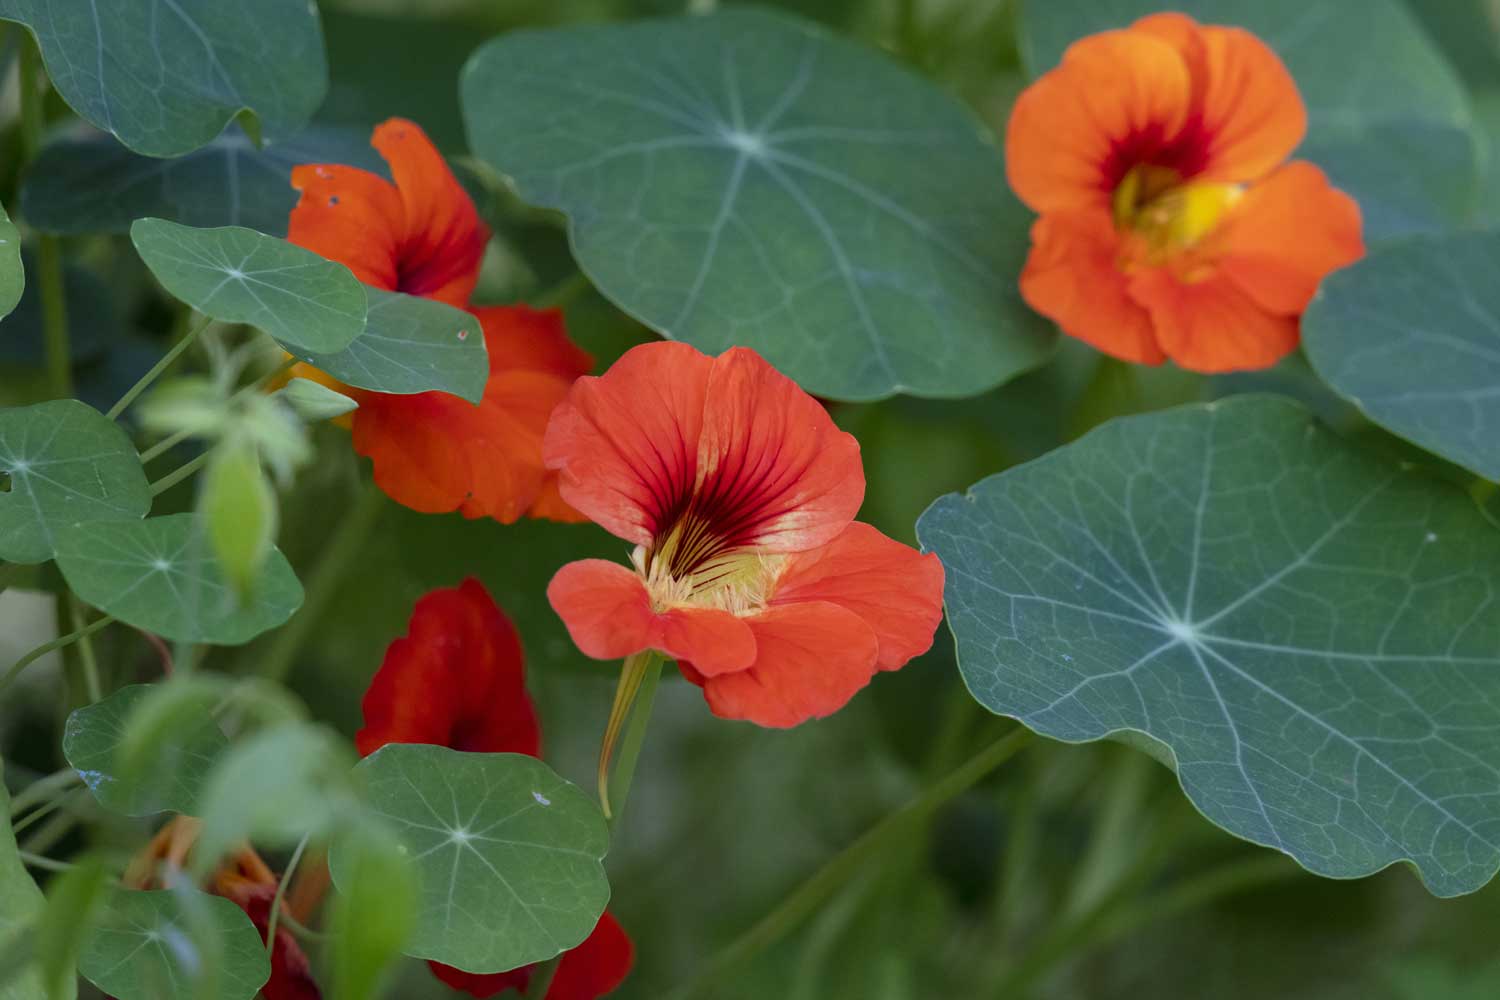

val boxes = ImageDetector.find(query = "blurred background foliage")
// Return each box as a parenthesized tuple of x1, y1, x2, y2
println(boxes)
(5, 0, 1500, 997)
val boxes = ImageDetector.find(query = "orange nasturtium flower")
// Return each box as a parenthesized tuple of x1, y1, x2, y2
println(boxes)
(358, 579, 634, 1000)
(286, 117, 592, 522)
(1006, 13, 1364, 372)
(123, 818, 320, 1000)
(545, 342, 946, 729)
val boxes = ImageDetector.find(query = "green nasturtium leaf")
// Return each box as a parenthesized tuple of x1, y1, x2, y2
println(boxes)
(63, 684, 229, 817)
(917, 396, 1500, 897)
(333, 745, 610, 973)
(55, 513, 303, 645)
(1302, 230, 1500, 482)
(0, 200, 20, 320)
(131, 218, 366, 355)
(0, 0, 326, 158)
(1019, 0, 1477, 242)
(0, 757, 48, 1000)
(35, 857, 107, 1000)
(460, 8, 1053, 402)
(0, 400, 151, 565)
(78, 888, 269, 1000)
(20, 126, 385, 237)
(303, 289, 486, 403)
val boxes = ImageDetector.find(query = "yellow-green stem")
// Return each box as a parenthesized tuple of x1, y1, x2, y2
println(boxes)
(0, 615, 116, 696)
(18, 35, 71, 399)
(596, 650, 663, 821)
(107, 316, 214, 420)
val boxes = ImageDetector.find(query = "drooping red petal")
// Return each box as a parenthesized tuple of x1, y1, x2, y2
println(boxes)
(370, 118, 489, 306)
(546, 560, 756, 674)
(692, 348, 864, 555)
(428, 912, 633, 1000)
(216, 877, 321, 1000)
(357, 578, 540, 758)
(700, 601, 879, 728)
(545, 342, 715, 546)
(770, 522, 945, 672)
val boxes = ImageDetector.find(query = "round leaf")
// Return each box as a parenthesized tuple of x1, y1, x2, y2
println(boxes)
(460, 8, 1053, 401)
(20, 126, 386, 237)
(0, 400, 151, 565)
(62, 684, 229, 817)
(0, 757, 48, 1000)
(918, 396, 1500, 897)
(1018, 0, 1477, 243)
(333, 745, 610, 973)
(0, 0, 326, 157)
(55, 513, 303, 645)
(0, 200, 20, 320)
(78, 889, 269, 1000)
(1303, 230, 1500, 482)
(131, 218, 366, 354)
(303, 288, 486, 403)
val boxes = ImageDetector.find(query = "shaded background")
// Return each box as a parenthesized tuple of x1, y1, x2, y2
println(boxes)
(5, 0, 1500, 997)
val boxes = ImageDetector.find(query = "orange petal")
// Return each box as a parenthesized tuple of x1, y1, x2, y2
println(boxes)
(1020, 209, 1165, 365)
(701, 601, 879, 728)
(548, 560, 657, 661)
(545, 341, 715, 546)
(288, 163, 403, 291)
(1007, 29, 1192, 213)
(356, 579, 539, 757)
(771, 522, 945, 672)
(1214, 161, 1364, 315)
(1127, 266, 1298, 372)
(696, 347, 864, 554)
(527, 475, 591, 523)
(371, 118, 489, 307)
(457, 370, 572, 522)
(474, 304, 593, 380)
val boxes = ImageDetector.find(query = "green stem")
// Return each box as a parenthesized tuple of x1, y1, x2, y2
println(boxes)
(18, 36, 71, 400)
(11, 788, 85, 837)
(18, 850, 74, 873)
(149, 450, 210, 495)
(526, 956, 562, 999)
(605, 652, 664, 828)
(107, 316, 214, 420)
(665, 727, 1032, 1000)
(255, 478, 385, 683)
(8, 767, 81, 816)
(990, 854, 1297, 998)
(277, 911, 330, 943)
(265, 834, 309, 956)
(68, 594, 104, 702)
(140, 427, 195, 464)
(0, 615, 116, 696)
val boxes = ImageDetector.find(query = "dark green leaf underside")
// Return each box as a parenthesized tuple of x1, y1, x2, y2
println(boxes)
(1303, 230, 1500, 482)
(918, 396, 1500, 897)
(461, 8, 1053, 401)
(55, 513, 303, 644)
(334, 745, 610, 973)
(0, 399, 151, 565)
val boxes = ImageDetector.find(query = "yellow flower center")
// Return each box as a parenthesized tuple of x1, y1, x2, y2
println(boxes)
(1112, 164, 1242, 264)
(632, 517, 784, 616)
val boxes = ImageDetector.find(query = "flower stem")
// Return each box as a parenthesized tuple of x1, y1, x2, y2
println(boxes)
(665, 727, 1032, 999)
(68, 593, 104, 702)
(8, 767, 81, 816)
(0, 615, 117, 696)
(265, 834, 309, 957)
(596, 651, 663, 822)
(107, 315, 214, 420)
(19, 849, 74, 873)
(18, 34, 71, 399)
(606, 652, 663, 828)
(255, 478, 386, 684)
(149, 450, 211, 495)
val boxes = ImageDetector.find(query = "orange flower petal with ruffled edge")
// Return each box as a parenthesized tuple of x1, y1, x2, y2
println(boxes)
(1019, 208, 1165, 365)
(473, 304, 593, 380)
(430, 911, 634, 1000)
(288, 118, 487, 307)
(1127, 266, 1298, 373)
(546, 559, 756, 676)
(356, 578, 540, 757)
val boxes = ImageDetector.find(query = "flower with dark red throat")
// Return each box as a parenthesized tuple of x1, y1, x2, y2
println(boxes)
(285, 117, 592, 523)
(1006, 13, 1363, 371)
(358, 578, 634, 1000)
(544, 342, 946, 739)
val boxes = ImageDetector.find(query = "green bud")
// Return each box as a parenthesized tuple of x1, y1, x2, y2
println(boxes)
(274, 377, 360, 422)
(200, 438, 277, 600)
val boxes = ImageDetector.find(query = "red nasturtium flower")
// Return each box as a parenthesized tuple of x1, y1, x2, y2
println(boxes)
(357, 578, 634, 1000)
(544, 342, 946, 729)
(1006, 13, 1364, 372)
(286, 117, 592, 522)
(122, 818, 319, 1000)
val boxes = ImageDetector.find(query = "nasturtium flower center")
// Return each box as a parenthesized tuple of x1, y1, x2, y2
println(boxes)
(1112, 163, 1242, 267)
(632, 512, 785, 616)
